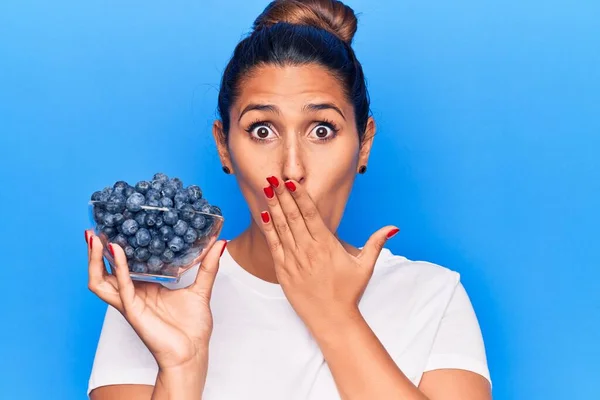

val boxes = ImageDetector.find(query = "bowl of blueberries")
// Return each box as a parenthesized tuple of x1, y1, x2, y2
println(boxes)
(89, 172, 224, 283)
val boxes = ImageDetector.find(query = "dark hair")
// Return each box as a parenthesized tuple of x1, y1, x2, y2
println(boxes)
(217, 0, 370, 142)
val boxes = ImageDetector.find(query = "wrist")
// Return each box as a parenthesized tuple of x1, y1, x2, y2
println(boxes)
(153, 355, 208, 400)
(304, 305, 364, 341)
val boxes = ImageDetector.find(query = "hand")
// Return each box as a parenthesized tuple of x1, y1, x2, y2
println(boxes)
(259, 176, 400, 329)
(85, 229, 227, 371)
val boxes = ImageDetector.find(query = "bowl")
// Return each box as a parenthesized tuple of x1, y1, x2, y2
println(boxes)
(89, 201, 224, 284)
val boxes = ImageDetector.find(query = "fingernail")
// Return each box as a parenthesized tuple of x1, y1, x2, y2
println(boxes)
(84, 230, 89, 244)
(108, 243, 115, 257)
(263, 185, 274, 199)
(266, 176, 279, 188)
(220, 241, 227, 257)
(284, 181, 296, 192)
(386, 228, 400, 239)
(261, 211, 270, 223)
(89, 236, 94, 250)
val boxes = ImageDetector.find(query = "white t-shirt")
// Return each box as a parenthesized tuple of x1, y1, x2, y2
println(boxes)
(88, 247, 491, 399)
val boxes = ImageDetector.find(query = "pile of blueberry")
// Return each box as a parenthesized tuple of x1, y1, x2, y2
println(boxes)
(90, 173, 223, 275)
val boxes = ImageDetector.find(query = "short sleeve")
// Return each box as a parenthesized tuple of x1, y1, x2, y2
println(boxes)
(87, 305, 159, 396)
(423, 280, 492, 385)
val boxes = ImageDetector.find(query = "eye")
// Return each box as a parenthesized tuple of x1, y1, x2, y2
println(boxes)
(245, 121, 277, 142)
(309, 121, 340, 141)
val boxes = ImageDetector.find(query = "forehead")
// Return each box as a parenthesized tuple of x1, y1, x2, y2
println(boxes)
(233, 64, 352, 115)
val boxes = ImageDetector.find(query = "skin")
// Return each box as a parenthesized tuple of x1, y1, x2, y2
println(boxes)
(88, 64, 491, 400)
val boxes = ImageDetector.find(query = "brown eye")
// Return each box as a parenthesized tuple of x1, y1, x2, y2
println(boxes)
(315, 126, 328, 138)
(309, 124, 337, 141)
(257, 127, 269, 138)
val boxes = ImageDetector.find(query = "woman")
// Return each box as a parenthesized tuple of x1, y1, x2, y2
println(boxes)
(85, 0, 492, 399)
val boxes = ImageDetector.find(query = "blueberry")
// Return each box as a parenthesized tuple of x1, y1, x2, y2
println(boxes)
(175, 201, 186, 210)
(168, 236, 185, 253)
(183, 227, 198, 244)
(100, 187, 113, 202)
(153, 172, 169, 183)
(101, 225, 117, 238)
(124, 245, 135, 259)
(93, 208, 105, 224)
(124, 186, 135, 197)
(122, 209, 134, 220)
(161, 183, 177, 199)
(192, 199, 208, 211)
(163, 209, 179, 226)
(180, 204, 195, 221)
(181, 242, 192, 252)
(200, 204, 212, 214)
(147, 255, 164, 273)
(134, 246, 151, 262)
(209, 205, 222, 216)
(113, 181, 129, 195)
(151, 180, 163, 191)
(136, 228, 151, 247)
(187, 185, 203, 201)
(146, 213, 158, 227)
(173, 220, 189, 236)
(190, 214, 206, 229)
(113, 213, 124, 226)
(106, 193, 126, 213)
(149, 228, 160, 239)
(174, 190, 189, 204)
(113, 234, 129, 249)
(134, 211, 148, 227)
(91, 191, 102, 201)
(161, 248, 175, 263)
(155, 216, 164, 228)
(145, 189, 161, 202)
(121, 219, 139, 236)
(103, 213, 116, 227)
(149, 237, 166, 255)
(159, 225, 175, 242)
(131, 261, 148, 273)
(135, 181, 151, 195)
(127, 235, 138, 247)
(126, 193, 145, 212)
(169, 177, 183, 190)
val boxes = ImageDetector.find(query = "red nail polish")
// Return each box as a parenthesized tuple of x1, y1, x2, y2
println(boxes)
(84, 230, 88, 244)
(89, 236, 94, 250)
(266, 176, 279, 188)
(263, 186, 274, 199)
(220, 241, 227, 257)
(261, 211, 270, 223)
(109, 243, 115, 257)
(386, 228, 400, 239)
(284, 181, 296, 192)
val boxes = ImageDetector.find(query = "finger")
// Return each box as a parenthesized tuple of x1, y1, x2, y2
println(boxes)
(266, 176, 312, 245)
(259, 210, 285, 266)
(109, 242, 137, 312)
(87, 232, 123, 310)
(358, 226, 400, 268)
(263, 179, 296, 250)
(280, 179, 329, 241)
(190, 239, 227, 298)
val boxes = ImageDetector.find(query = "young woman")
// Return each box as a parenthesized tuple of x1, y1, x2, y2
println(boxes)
(85, 1, 492, 399)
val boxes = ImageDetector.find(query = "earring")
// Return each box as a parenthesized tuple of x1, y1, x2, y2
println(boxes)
(222, 166, 231, 174)
(358, 165, 367, 174)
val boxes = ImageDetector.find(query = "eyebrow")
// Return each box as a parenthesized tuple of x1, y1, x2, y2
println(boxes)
(238, 102, 346, 122)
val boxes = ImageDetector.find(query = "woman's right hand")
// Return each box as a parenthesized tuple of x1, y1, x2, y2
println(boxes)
(85, 229, 226, 372)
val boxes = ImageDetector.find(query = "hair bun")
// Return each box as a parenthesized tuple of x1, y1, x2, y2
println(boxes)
(253, 0, 358, 45)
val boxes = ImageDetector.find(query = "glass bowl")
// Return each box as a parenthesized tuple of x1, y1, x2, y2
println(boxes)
(89, 200, 224, 284)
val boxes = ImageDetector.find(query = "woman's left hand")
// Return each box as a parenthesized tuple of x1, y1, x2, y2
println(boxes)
(260, 176, 400, 330)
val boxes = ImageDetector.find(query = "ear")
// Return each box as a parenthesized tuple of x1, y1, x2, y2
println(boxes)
(357, 116, 376, 173)
(212, 120, 233, 173)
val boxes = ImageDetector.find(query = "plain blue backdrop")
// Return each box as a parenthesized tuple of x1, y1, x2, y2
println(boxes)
(0, 0, 598, 399)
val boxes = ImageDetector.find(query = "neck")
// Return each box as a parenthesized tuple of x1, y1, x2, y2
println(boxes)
(226, 220, 362, 284)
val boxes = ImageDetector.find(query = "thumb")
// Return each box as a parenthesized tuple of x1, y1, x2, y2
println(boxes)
(190, 239, 227, 299)
(358, 226, 400, 267)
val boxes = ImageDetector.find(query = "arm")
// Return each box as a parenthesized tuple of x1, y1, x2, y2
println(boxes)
(90, 356, 207, 400)
(309, 309, 491, 400)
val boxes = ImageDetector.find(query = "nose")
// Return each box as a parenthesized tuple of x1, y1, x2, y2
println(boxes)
(281, 138, 306, 184)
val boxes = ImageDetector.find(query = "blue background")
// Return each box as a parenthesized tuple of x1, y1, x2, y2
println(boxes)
(0, 1, 598, 399)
